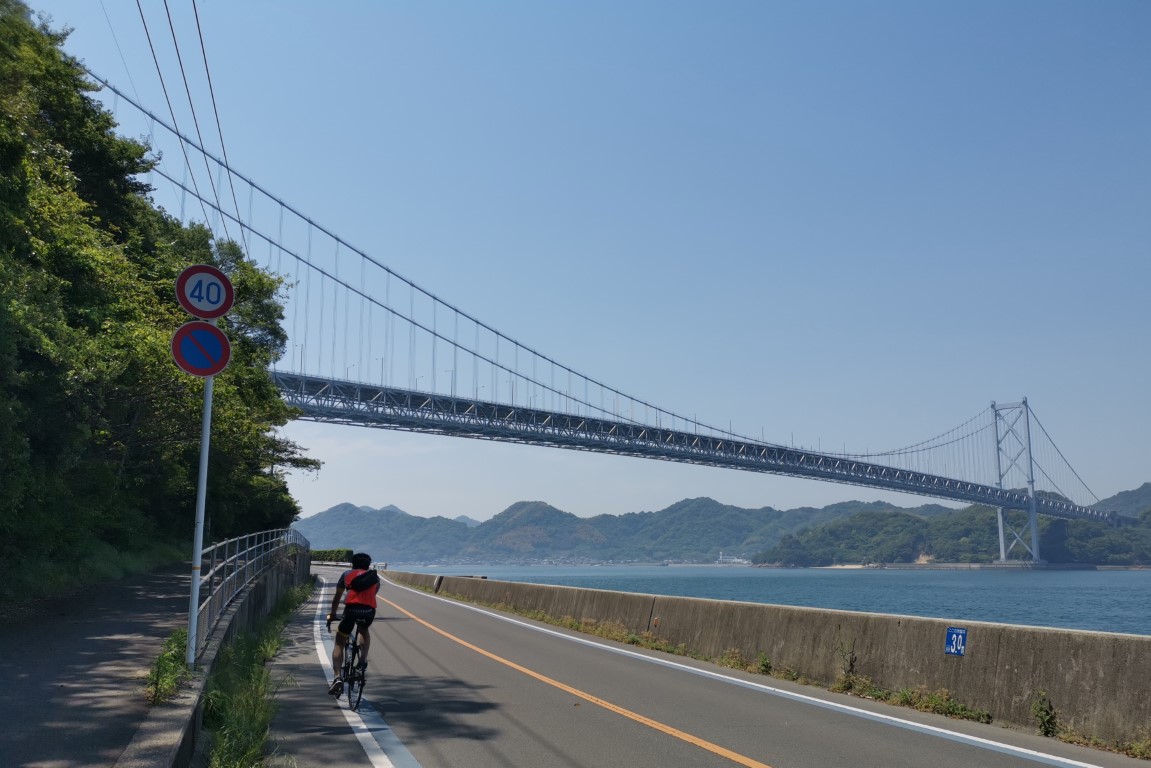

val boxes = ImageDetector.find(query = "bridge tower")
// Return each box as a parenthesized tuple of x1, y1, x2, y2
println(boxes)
(991, 399, 1043, 564)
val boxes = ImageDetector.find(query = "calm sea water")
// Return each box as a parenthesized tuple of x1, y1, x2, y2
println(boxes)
(413, 565, 1151, 636)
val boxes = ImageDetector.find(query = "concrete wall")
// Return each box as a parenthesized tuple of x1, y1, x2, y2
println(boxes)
(389, 571, 1151, 743)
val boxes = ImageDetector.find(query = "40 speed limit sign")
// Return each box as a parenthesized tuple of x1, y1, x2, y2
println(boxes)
(175, 264, 234, 320)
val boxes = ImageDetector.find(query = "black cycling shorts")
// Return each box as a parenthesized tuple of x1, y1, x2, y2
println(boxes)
(337, 603, 375, 636)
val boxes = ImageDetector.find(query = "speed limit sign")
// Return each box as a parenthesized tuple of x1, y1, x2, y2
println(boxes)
(175, 264, 234, 320)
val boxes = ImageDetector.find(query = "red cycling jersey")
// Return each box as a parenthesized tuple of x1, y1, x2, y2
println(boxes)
(342, 569, 379, 607)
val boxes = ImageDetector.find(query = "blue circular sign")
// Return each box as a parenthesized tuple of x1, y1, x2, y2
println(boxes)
(171, 321, 231, 377)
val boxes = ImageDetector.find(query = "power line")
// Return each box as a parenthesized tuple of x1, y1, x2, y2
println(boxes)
(98, 1, 143, 104)
(91, 68, 1103, 505)
(97, 0, 180, 205)
(160, 0, 231, 243)
(133, 0, 212, 227)
(190, 0, 248, 255)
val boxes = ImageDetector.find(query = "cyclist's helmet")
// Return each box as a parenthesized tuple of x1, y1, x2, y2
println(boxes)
(351, 552, 372, 570)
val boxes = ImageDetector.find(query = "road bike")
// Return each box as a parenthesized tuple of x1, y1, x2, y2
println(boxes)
(341, 625, 367, 711)
(329, 617, 367, 711)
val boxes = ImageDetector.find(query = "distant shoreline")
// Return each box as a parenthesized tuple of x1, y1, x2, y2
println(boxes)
(778, 563, 1151, 571)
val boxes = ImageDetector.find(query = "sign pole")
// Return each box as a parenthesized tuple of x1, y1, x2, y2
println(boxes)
(186, 365, 217, 666)
(172, 265, 234, 669)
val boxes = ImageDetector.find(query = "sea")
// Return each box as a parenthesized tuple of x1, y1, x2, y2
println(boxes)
(410, 565, 1151, 636)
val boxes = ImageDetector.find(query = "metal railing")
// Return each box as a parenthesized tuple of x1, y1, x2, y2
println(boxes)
(191, 528, 311, 661)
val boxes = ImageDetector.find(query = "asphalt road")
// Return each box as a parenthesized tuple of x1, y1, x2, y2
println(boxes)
(0, 564, 191, 768)
(268, 568, 1148, 768)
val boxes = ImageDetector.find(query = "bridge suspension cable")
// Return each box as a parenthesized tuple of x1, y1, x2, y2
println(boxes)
(84, 68, 1112, 521)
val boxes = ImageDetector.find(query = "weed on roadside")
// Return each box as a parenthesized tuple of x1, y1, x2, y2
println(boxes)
(146, 628, 192, 704)
(203, 580, 313, 768)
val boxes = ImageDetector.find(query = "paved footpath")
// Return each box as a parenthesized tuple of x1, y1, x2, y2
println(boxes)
(0, 563, 191, 768)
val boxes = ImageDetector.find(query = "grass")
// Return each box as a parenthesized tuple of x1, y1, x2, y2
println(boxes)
(1028, 690, 1151, 760)
(146, 628, 192, 704)
(0, 538, 188, 608)
(201, 580, 313, 768)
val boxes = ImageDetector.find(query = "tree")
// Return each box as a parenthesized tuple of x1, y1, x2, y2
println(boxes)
(0, 2, 317, 597)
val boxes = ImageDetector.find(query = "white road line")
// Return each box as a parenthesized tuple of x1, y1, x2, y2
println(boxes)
(394, 581, 1106, 768)
(313, 576, 421, 768)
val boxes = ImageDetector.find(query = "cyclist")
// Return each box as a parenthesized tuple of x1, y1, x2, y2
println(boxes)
(326, 552, 380, 695)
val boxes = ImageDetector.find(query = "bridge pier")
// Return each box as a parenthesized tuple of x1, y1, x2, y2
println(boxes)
(992, 399, 1044, 565)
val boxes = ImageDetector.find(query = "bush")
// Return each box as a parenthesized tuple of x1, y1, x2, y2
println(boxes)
(310, 549, 352, 562)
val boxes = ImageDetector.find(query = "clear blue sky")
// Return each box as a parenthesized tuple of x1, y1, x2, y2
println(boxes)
(33, 1, 1150, 520)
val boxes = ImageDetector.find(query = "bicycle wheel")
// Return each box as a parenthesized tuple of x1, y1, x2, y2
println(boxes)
(344, 630, 363, 710)
(348, 666, 364, 711)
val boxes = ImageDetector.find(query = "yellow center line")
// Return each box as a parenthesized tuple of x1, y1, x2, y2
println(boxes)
(379, 595, 773, 768)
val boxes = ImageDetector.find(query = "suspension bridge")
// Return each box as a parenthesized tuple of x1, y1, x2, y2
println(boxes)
(91, 72, 1123, 565)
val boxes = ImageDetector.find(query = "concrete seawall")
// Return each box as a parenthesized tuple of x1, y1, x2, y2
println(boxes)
(389, 571, 1151, 743)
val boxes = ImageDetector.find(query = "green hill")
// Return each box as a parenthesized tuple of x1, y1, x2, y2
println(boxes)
(756, 503, 1151, 567)
(1095, 483, 1151, 518)
(294, 483, 1151, 566)
(293, 496, 990, 564)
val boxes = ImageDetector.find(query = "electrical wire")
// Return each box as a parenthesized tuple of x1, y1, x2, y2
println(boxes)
(101, 64, 1106, 510)
(133, 0, 212, 227)
(160, 0, 231, 243)
(191, 0, 248, 254)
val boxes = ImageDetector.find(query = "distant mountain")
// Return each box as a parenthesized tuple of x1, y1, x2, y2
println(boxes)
(1095, 483, 1151, 518)
(291, 496, 967, 565)
(757, 494, 1151, 567)
(292, 504, 471, 562)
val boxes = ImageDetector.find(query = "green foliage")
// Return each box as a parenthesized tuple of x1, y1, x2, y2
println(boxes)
(1093, 482, 1151, 518)
(294, 498, 938, 564)
(310, 548, 353, 562)
(882, 685, 992, 724)
(716, 648, 748, 670)
(1032, 690, 1060, 737)
(831, 673, 887, 700)
(0, 3, 316, 599)
(295, 491, 1151, 566)
(835, 630, 857, 676)
(203, 581, 312, 768)
(146, 628, 191, 704)
(757, 504, 1151, 566)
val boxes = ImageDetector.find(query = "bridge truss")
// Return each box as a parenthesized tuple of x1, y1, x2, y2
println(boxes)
(274, 372, 1119, 528)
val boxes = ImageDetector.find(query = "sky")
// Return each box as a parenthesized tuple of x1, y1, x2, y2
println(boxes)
(30, 1, 1150, 521)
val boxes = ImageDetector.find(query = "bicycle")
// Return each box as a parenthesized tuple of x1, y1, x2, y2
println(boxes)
(328, 616, 367, 711)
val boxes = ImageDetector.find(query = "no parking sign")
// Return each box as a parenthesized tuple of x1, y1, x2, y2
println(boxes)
(172, 264, 236, 665)
(171, 321, 231, 377)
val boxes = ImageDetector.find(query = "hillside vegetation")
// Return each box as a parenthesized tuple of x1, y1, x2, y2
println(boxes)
(293, 491, 1151, 566)
(294, 498, 940, 563)
(0, 2, 316, 600)
(759, 504, 1151, 566)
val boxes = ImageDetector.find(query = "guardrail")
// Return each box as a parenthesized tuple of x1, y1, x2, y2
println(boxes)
(192, 528, 310, 661)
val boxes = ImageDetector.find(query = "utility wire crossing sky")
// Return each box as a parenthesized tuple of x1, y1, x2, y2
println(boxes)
(33, 1, 1151, 520)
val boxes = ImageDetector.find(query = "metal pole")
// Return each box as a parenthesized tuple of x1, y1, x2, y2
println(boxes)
(992, 402, 1007, 562)
(186, 374, 215, 667)
(1022, 397, 1041, 563)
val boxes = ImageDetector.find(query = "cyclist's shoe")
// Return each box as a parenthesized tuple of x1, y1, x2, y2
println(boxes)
(328, 677, 344, 696)
(356, 661, 368, 672)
